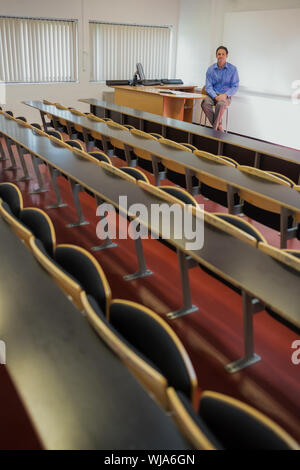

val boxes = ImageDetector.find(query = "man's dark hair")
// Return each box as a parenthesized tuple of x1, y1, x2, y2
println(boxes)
(216, 46, 228, 55)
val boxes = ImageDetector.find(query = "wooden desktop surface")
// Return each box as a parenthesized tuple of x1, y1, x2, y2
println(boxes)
(0, 217, 189, 450)
(1, 113, 300, 329)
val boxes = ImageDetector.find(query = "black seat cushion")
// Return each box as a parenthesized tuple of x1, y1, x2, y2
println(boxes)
(166, 169, 198, 189)
(89, 152, 110, 164)
(1, 202, 28, 229)
(109, 302, 192, 397)
(31, 123, 42, 130)
(216, 214, 265, 242)
(121, 168, 147, 182)
(242, 202, 293, 231)
(0, 184, 22, 217)
(160, 187, 197, 206)
(200, 184, 240, 208)
(199, 394, 293, 450)
(47, 131, 62, 140)
(34, 238, 78, 283)
(74, 131, 94, 142)
(87, 296, 161, 373)
(113, 147, 128, 161)
(66, 141, 82, 150)
(54, 246, 108, 314)
(20, 209, 54, 256)
(137, 157, 164, 174)
(94, 139, 114, 152)
(175, 391, 223, 449)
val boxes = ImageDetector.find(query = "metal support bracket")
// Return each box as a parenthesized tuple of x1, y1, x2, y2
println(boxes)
(225, 291, 263, 373)
(82, 129, 94, 153)
(13, 145, 31, 181)
(0, 138, 8, 161)
(227, 185, 242, 215)
(66, 181, 89, 228)
(40, 110, 48, 131)
(280, 207, 297, 249)
(101, 135, 110, 155)
(167, 250, 198, 319)
(217, 141, 224, 155)
(91, 196, 118, 251)
(29, 155, 48, 194)
(4, 139, 19, 170)
(124, 144, 135, 166)
(185, 168, 199, 195)
(254, 152, 261, 169)
(124, 237, 153, 281)
(151, 154, 164, 186)
(46, 168, 68, 209)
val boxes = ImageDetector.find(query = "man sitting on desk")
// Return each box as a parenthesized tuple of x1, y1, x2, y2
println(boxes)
(201, 46, 239, 132)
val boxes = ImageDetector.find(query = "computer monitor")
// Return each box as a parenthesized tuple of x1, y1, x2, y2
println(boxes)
(136, 63, 145, 81)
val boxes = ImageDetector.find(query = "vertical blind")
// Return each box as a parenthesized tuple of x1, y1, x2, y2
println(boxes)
(90, 22, 172, 81)
(0, 17, 77, 83)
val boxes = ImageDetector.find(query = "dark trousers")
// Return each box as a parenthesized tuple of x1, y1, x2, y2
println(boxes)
(201, 95, 231, 130)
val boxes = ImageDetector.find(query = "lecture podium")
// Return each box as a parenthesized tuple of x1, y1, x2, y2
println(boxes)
(111, 84, 204, 122)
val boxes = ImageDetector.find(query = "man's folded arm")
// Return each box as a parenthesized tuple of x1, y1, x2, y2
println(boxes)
(205, 69, 217, 99)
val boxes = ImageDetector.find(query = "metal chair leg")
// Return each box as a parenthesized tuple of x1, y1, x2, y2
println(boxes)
(185, 168, 199, 195)
(91, 196, 118, 251)
(166, 249, 198, 319)
(151, 155, 164, 186)
(66, 181, 89, 228)
(225, 291, 262, 373)
(280, 207, 297, 249)
(123, 237, 153, 281)
(82, 129, 95, 153)
(227, 185, 242, 215)
(0, 138, 8, 161)
(4, 139, 18, 170)
(46, 167, 68, 209)
(29, 155, 48, 194)
(12, 145, 31, 182)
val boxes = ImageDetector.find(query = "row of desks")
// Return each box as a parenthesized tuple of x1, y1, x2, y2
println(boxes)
(0, 217, 189, 449)
(79, 98, 300, 181)
(0, 113, 299, 333)
(23, 101, 300, 218)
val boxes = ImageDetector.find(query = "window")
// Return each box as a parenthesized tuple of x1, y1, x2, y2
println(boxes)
(0, 16, 78, 83)
(90, 22, 172, 82)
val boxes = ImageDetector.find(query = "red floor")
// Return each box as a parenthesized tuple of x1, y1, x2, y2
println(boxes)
(0, 136, 300, 448)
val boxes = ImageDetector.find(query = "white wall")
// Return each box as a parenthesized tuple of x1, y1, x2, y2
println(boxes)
(1, 0, 180, 122)
(176, 0, 212, 86)
(176, 0, 300, 150)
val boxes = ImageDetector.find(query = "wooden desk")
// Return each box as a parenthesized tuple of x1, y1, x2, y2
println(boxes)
(112, 85, 204, 122)
(0, 217, 190, 450)
(79, 98, 300, 182)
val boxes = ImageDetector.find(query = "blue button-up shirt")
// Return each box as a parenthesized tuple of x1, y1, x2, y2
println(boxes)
(205, 62, 239, 99)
